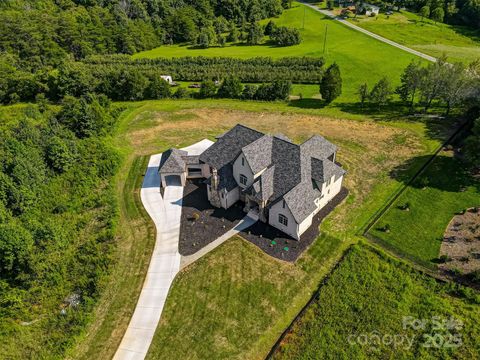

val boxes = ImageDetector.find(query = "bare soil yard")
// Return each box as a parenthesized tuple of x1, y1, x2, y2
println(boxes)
(440, 207, 480, 275)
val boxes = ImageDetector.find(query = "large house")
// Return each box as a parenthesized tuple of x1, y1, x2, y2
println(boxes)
(159, 124, 345, 240)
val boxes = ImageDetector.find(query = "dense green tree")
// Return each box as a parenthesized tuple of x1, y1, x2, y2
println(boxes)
(145, 76, 171, 99)
(270, 26, 301, 46)
(320, 63, 342, 103)
(396, 61, 423, 107)
(196, 26, 217, 48)
(218, 77, 243, 98)
(432, 7, 445, 23)
(420, 5, 431, 21)
(58, 94, 112, 138)
(0, 224, 33, 279)
(227, 21, 240, 42)
(242, 84, 259, 99)
(246, 22, 264, 45)
(358, 82, 369, 107)
(370, 77, 392, 105)
(199, 80, 217, 98)
(264, 20, 277, 35)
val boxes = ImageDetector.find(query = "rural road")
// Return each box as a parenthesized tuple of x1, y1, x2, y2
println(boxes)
(302, 3, 437, 62)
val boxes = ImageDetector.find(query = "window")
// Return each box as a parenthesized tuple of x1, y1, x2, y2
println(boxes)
(239, 174, 247, 186)
(241, 157, 245, 166)
(282, 200, 286, 209)
(278, 214, 288, 227)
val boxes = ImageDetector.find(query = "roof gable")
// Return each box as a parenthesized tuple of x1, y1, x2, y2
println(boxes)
(199, 124, 264, 169)
(159, 149, 187, 174)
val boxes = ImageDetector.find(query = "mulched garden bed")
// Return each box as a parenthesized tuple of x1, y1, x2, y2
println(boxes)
(179, 179, 245, 256)
(240, 187, 349, 262)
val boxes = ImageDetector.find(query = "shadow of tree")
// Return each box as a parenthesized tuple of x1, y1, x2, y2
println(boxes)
(389, 154, 479, 192)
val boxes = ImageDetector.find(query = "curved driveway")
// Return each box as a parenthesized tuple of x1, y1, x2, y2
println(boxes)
(114, 139, 257, 360)
(303, 3, 437, 63)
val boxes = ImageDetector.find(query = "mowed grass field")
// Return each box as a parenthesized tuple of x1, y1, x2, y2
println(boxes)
(67, 99, 453, 359)
(272, 244, 480, 359)
(349, 11, 480, 63)
(133, 3, 422, 102)
(369, 151, 480, 267)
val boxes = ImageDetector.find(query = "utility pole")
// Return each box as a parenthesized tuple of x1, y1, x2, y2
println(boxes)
(302, 6, 306, 30)
(323, 24, 328, 54)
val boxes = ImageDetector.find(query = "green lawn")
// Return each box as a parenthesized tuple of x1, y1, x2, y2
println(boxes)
(348, 11, 480, 63)
(369, 151, 480, 267)
(64, 99, 450, 359)
(273, 243, 480, 359)
(134, 3, 423, 102)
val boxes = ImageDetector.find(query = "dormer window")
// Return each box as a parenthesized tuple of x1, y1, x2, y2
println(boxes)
(240, 174, 247, 186)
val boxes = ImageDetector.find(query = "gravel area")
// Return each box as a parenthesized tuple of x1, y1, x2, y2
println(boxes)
(179, 179, 245, 256)
(241, 188, 349, 262)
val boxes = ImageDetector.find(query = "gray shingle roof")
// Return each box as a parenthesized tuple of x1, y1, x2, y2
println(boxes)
(311, 158, 346, 183)
(245, 165, 275, 202)
(159, 149, 187, 174)
(199, 124, 264, 169)
(283, 182, 321, 223)
(300, 135, 337, 160)
(242, 135, 273, 174)
(203, 124, 345, 224)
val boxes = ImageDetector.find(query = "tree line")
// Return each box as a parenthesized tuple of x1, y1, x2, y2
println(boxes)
(357, 58, 480, 114)
(0, 0, 288, 70)
(0, 95, 121, 357)
(0, 56, 325, 104)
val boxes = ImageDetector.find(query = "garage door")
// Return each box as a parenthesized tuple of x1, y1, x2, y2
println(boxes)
(165, 175, 182, 187)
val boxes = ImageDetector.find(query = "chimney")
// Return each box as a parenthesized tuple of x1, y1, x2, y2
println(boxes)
(211, 168, 219, 190)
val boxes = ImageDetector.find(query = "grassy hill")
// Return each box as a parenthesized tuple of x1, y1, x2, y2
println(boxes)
(134, 3, 423, 102)
(347, 10, 480, 63)
(272, 244, 480, 359)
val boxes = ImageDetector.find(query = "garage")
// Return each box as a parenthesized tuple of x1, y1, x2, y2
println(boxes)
(165, 174, 182, 187)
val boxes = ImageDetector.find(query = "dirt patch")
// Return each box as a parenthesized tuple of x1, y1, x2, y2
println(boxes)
(439, 207, 480, 275)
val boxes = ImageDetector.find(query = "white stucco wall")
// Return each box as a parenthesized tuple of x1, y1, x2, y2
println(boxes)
(268, 200, 299, 240)
(232, 153, 254, 189)
(222, 187, 240, 209)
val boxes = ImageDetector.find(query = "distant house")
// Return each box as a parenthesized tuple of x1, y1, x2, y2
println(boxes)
(160, 75, 173, 85)
(360, 3, 380, 16)
(159, 124, 346, 240)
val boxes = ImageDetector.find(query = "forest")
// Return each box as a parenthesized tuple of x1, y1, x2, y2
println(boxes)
(0, 96, 122, 357)
(0, 0, 287, 69)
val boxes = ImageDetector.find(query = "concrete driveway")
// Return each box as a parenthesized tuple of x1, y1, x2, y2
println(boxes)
(115, 139, 258, 360)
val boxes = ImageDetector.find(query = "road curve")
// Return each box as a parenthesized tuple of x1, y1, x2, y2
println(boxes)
(303, 3, 437, 63)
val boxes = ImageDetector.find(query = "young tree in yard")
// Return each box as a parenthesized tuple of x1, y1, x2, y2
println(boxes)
(439, 62, 469, 115)
(370, 77, 392, 105)
(396, 61, 423, 108)
(420, 5, 430, 21)
(358, 82, 369, 107)
(320, 63, 342, 103)
(247, 22, 264, 45)
(218, 77, 243, 98)
(419, 57, 449, 112)
(199, 80, 217, 98)
(432, 7, 445, 23)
